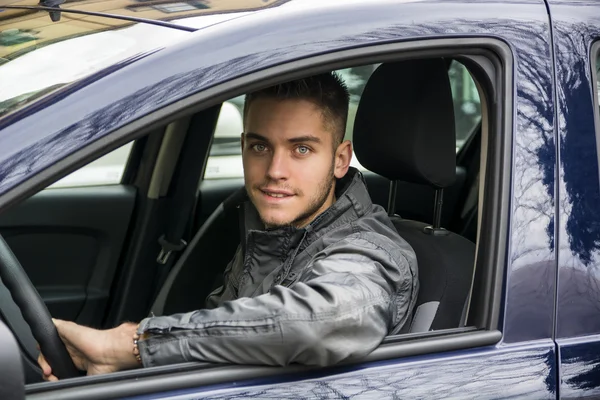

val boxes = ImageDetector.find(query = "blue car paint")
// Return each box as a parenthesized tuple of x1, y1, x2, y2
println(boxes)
(126, 344, 557, 399)
(2, 0, 600, 397)
(545, 0, 600, 398)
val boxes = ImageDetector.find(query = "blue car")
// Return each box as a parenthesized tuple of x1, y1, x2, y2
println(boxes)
(0, 0, 599, 398)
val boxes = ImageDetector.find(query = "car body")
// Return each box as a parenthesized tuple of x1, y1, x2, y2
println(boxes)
(0, 0, 600, 399)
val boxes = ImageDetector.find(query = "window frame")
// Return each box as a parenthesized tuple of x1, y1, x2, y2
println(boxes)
(20, 38, 512, 398)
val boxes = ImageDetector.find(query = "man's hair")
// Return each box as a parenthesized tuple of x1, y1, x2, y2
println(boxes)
(244, 72, 350, 145)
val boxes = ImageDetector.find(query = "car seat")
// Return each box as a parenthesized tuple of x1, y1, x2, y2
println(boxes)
(353, 58, 476, 332)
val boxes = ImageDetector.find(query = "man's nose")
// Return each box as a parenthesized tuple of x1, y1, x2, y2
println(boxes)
(266, 149, 290, 180)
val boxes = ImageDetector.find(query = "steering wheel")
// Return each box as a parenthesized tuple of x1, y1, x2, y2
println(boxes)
(0, 234, 80, 379)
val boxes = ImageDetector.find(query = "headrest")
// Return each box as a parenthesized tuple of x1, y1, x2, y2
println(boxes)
(353, 59, 457, 188)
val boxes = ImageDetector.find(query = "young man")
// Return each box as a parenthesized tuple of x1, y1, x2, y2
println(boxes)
(38, 73, 418, 379)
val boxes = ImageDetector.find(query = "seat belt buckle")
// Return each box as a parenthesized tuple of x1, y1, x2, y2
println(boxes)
(157, 235, 187, 265)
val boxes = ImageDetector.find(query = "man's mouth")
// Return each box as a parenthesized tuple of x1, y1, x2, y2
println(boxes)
(260, 188, 294, 199)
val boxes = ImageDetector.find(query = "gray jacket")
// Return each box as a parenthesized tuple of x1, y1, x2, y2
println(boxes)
(137, 168, 418, 368)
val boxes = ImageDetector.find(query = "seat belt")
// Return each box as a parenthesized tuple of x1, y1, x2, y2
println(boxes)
(149, 186, 247, 316)
(151, 105, 222, 299)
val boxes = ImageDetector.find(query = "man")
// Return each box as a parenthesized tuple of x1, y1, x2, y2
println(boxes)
(38, 72, 418, 380)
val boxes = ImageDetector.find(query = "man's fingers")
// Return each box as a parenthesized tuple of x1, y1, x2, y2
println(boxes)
(52, 318, 79, 345)
(37, 352, 52, 377)
(38, 353, 59, 381)
(42, 372, 58, 382)
(52, 318, 66, 338)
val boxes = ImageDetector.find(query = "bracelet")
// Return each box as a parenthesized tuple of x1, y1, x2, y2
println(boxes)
(132, 325, 142, 365)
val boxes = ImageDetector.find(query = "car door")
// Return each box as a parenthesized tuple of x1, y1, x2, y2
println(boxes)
(549, 1, 600, 398)
(11, 1, 563, 399)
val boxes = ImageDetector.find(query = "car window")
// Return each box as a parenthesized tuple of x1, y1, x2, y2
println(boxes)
(204, 61, 481, 179)
(46, 142, 134, 189)
(449, 61, 482, 150)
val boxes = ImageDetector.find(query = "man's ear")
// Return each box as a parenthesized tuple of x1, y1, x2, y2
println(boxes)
(240, 132, 245, 152)
(334, 140, 353, 179)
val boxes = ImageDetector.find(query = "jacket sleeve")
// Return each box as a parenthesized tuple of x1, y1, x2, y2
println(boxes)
(137, 233, 416, 368)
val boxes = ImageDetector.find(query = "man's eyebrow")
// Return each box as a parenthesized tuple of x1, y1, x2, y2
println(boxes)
(244, 132, 270, 142)
(244, 133, 322, 145)
(288, 135, 322, 144)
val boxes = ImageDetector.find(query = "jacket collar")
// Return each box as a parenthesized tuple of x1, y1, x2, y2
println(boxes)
(305, 167, 372, 235)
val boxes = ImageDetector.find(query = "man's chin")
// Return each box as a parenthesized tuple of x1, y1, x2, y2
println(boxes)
(261, 215, 294, 230)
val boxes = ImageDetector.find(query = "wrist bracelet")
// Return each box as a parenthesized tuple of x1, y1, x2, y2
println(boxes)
(132, 325, 142, 365)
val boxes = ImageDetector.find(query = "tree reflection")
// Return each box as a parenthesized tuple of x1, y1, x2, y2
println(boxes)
(555, 21, 600, 266)
(553, 18, 600, 393)
(561, 345, 600, 396)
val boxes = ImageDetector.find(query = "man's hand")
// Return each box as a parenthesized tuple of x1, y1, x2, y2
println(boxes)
(37, 319, 141, 381)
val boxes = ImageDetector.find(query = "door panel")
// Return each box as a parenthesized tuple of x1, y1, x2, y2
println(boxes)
(550, 0, 600, 397)
(189, 344, 556, 399)
(67, 341, 555, 399)
(558, 338, 600, 399)
(0, 185, 136, 327)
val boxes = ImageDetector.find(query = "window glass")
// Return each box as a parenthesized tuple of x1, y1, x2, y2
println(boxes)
(47, 143, 134, 189)
(0, 11, 190, 120)
(204, 61, 481, 179)
(449, 61, 482, 150)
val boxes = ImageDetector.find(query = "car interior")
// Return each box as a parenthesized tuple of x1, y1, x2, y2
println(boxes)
(0, 55, 487, 385)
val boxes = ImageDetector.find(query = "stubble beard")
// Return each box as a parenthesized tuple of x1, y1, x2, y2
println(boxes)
(253, 163, 336, 230)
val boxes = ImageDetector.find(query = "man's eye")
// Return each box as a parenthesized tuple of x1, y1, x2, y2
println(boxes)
(296, 146, 310, 155)
(252, 144, 267, 152)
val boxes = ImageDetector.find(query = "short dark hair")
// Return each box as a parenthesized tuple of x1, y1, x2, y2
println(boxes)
(244, 72, 350, 145)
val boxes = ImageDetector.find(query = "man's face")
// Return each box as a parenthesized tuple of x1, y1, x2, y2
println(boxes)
(242, 98, 351, 229)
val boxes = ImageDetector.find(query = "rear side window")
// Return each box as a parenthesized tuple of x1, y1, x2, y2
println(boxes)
(204, 61, 481, 179)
